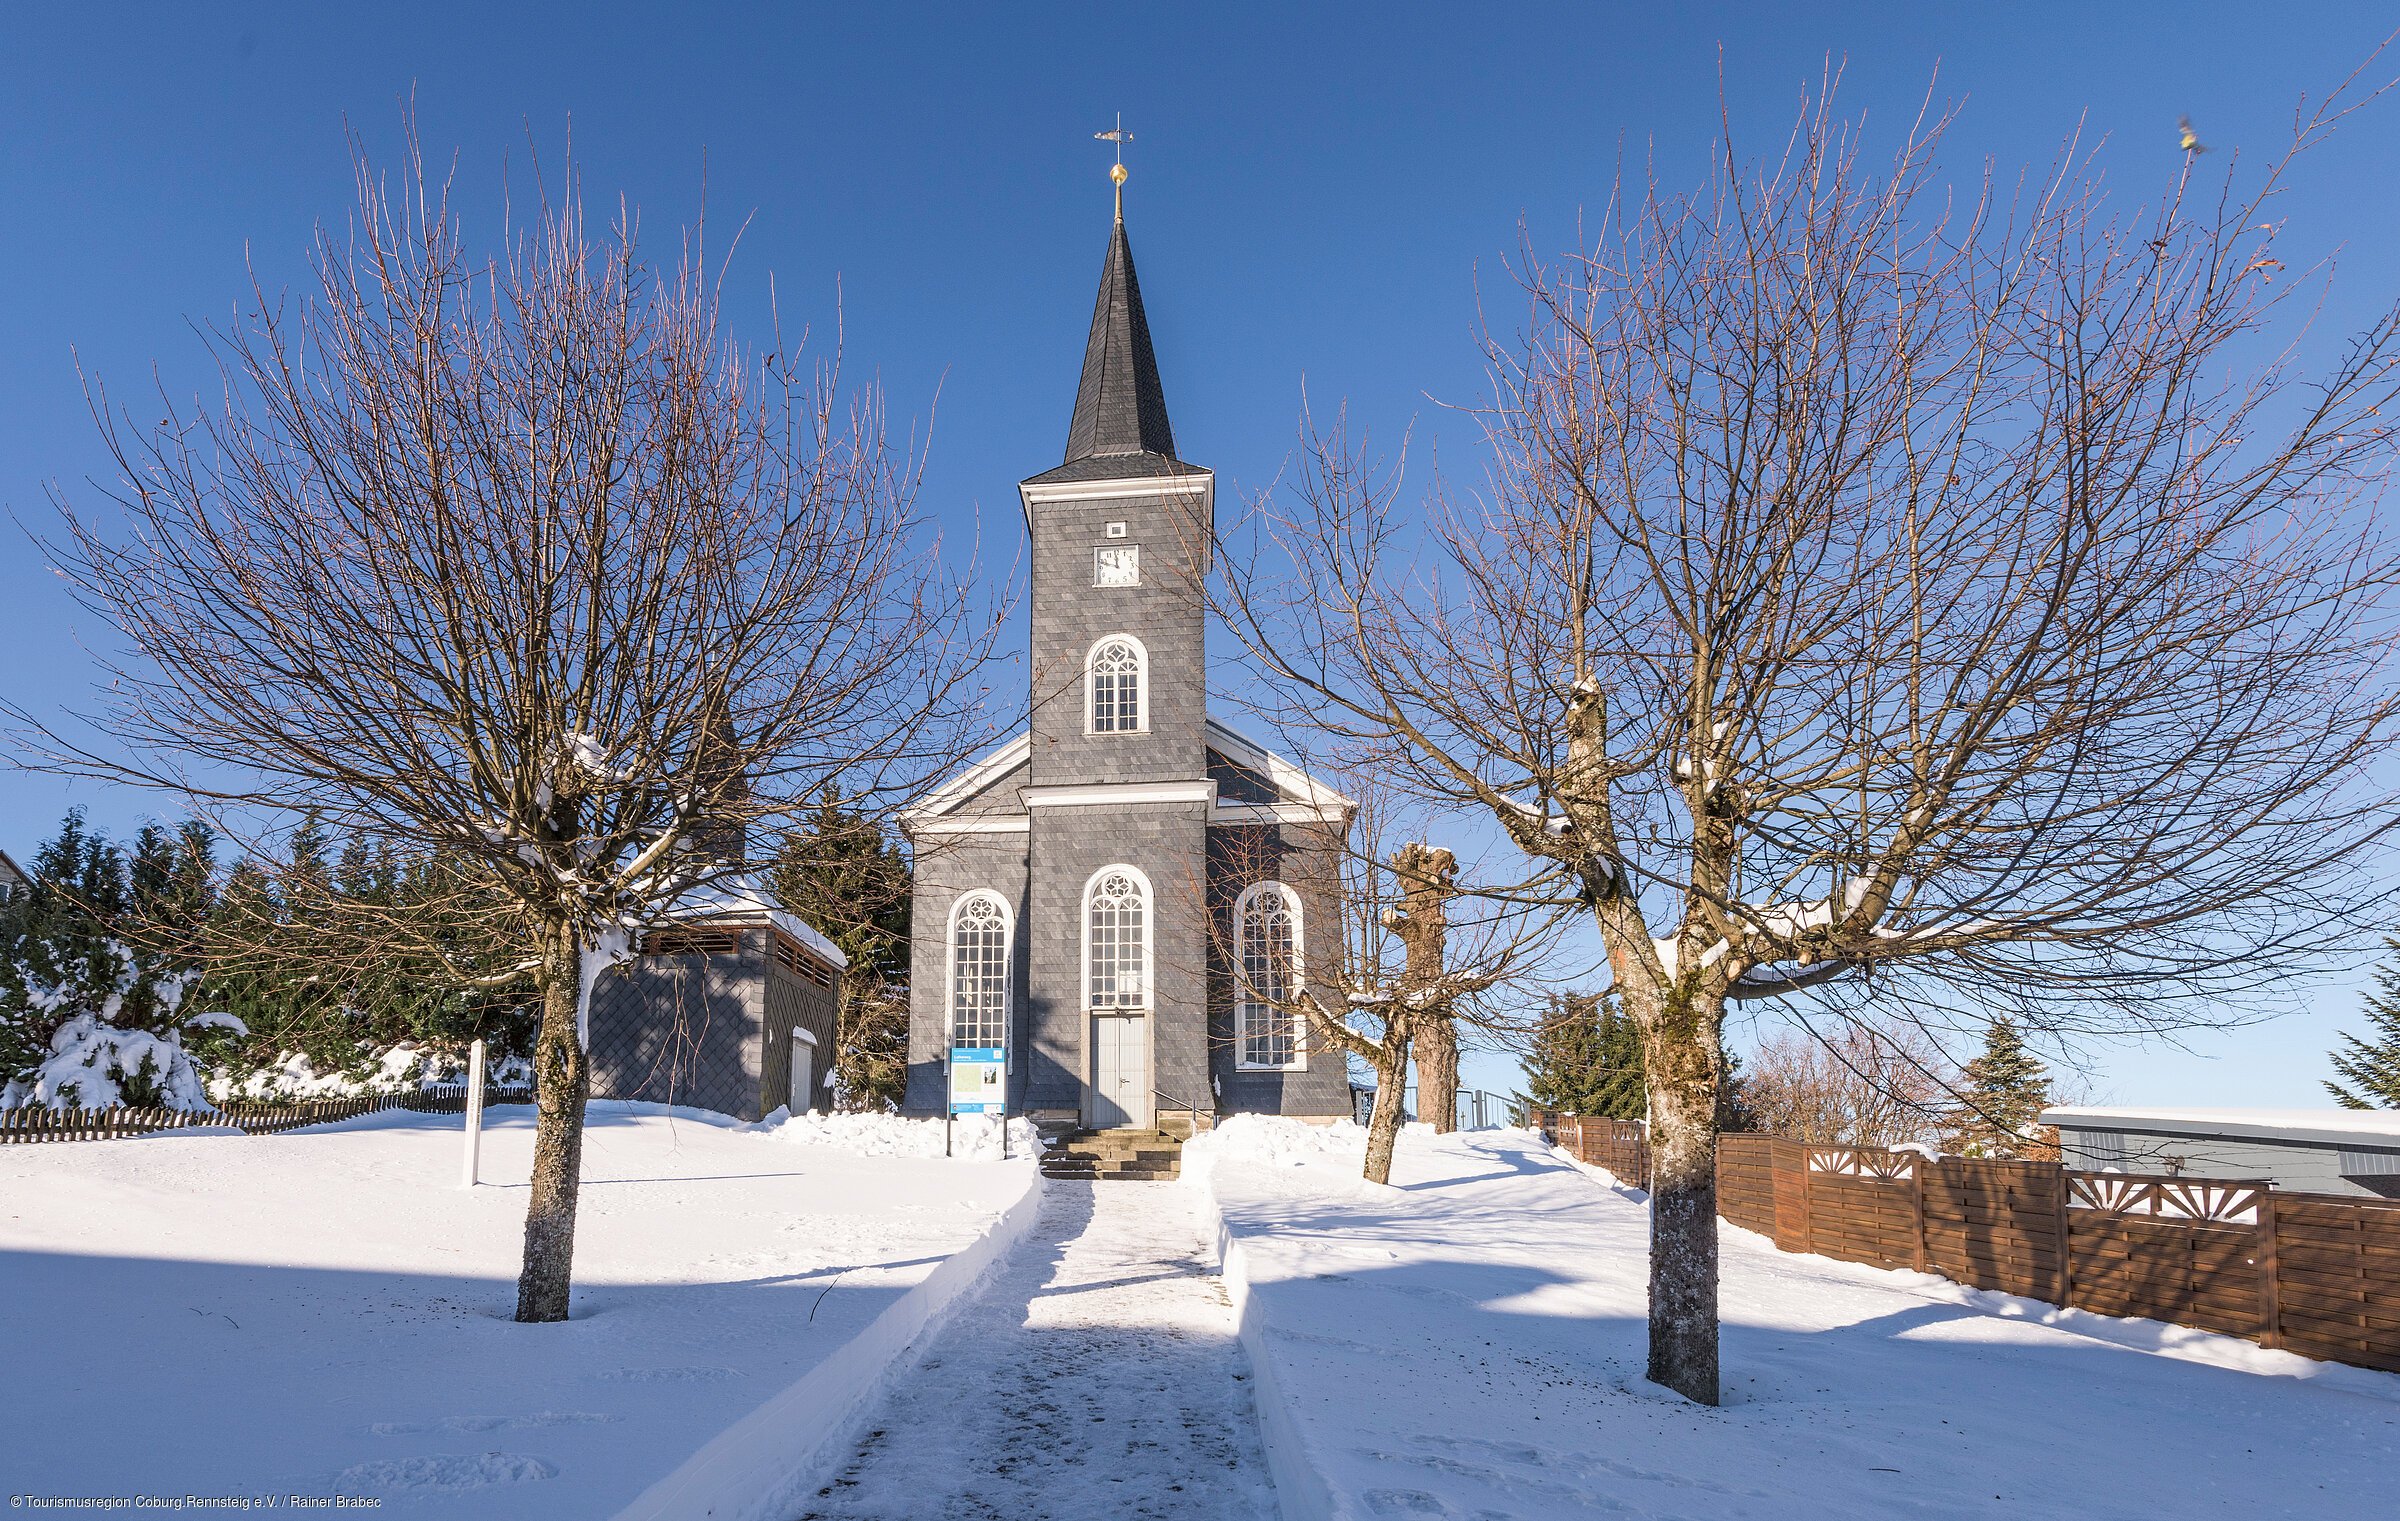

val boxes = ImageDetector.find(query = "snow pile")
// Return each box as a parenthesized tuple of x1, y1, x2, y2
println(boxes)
(1182, 1113, 1434, 1194)
(210, 1041, 531, 1102)
(1, 1012, 214, 1111)
(746, 1107, 1036, 1162)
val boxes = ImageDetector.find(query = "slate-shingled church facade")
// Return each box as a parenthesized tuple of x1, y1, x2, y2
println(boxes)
(900, 204, 1354, 1133)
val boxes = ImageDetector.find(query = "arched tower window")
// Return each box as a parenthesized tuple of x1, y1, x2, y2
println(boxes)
(1236, 882, 1306, 1070)
(1087, 635, 1146, 734)
(947, 891, 1012, 1050)
(1084, 866, 1151, 1010)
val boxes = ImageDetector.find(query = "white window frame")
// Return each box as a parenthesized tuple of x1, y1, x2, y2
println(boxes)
(1085, 633, 1148, 735)
(1094, 543, 1141, 587)
(1234, 880, 1308, 1071)
(945, 889, 1014, 1063)
(1081, 864, 1154, 1013)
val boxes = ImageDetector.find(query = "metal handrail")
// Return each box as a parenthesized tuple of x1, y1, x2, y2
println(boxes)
(1153, 1085, 1208, 1136)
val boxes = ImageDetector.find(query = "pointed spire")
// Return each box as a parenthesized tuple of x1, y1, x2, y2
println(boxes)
(1062, 216, 1177, 463)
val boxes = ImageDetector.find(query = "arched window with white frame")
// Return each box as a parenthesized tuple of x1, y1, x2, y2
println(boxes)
(1236, 881, 1306, 1070)
(947, 891, 1013, 1052)
(1087, 635, 1146, 734)
(1084, 866, 1151, 1010)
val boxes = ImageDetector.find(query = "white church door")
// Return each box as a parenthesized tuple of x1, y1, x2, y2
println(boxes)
(1090, 1014, 1152, 1130)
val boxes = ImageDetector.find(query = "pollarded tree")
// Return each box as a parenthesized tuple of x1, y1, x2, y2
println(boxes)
(2325, 937, 2400, 1109)
(1210, 771, 1538, 1183)
(20, 129, 998, 1322)
(1216, 74, 2400, 1402)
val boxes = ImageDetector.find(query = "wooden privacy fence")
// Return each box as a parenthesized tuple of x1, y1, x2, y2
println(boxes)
(1539, 1113, 2400, 1377)
(1550, 1115, 1652, 1189)
(0, 1084, 535, 1145)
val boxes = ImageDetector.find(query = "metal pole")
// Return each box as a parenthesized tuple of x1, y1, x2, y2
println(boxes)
(461, 1037, 486, 1189)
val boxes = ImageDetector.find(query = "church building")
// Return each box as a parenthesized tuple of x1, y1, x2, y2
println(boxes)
(899, 186, 1355, 1135)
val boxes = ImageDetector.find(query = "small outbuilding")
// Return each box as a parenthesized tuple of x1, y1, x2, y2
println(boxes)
(2041, 1105, 2400, 1199)
(586, 877, 847, 1122)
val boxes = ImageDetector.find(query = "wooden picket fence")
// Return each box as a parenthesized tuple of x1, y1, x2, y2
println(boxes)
(1538, 1113, 2400, 1377)
(0, 1084, 535, 1145)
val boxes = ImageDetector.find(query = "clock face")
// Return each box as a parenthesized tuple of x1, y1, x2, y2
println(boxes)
(1095, 544, 1141, 587)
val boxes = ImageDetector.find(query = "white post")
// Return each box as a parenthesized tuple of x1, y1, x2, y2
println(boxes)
(461, 1038, 487, 1189)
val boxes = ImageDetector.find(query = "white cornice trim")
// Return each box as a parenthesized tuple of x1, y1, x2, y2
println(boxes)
(1023, 779, 1217, 808)
(908, 815, 1030, 835)
(1020, 469, 1215, 507)
(1209, 800, 1349, 827)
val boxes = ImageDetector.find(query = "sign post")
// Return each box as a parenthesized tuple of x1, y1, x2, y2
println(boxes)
(460, 1037, 487, 1189)
(948, 1046, 1007, 1160)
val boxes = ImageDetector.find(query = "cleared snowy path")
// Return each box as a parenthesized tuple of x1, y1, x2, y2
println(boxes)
(797, 1178, 1277, 1521)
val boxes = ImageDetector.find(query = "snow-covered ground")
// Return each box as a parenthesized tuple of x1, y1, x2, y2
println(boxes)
(1192, 1119, 2400, 1521)
(0, 1102, 1037, 1517)
(798, 1178, 1278, 1521)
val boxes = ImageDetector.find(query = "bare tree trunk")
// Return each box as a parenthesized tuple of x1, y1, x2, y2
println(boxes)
(515, 920, 588, 1323)
(1641, 988, 1722, 1404)
(1415, 1016, 1459, 1133)
(1362, 1024, 1412, 1185)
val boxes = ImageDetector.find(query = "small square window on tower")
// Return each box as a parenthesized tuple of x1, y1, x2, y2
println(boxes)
(1105, 521, 1129, 538)
(1095, 544, 1141, 587)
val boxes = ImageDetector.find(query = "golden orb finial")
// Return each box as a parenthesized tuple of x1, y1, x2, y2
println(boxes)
(1095, 114, 1134, 222)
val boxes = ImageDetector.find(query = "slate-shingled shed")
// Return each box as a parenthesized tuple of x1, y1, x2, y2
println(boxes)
(586, 877, 846, 1122)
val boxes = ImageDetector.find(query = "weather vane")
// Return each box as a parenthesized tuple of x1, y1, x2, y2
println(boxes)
(1094, 113, 1133, 221)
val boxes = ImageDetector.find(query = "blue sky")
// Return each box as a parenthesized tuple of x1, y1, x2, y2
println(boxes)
(4, 3, 2398, 1108)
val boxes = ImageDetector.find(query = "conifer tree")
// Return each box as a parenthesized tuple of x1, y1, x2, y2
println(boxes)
(1943, 1015, 2056, 1158)
(2325, 937, 2400, 1109)
(1520, 991, 1646, 1120)
(773, 800, 912, 1111)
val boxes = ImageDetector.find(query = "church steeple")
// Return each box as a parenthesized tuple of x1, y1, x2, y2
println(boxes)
(1061, 216, 1178, 464)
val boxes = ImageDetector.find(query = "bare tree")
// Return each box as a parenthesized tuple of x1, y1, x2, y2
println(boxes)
(1215, 73, 2400, 1402)
(17, 132, 999, 1322)
(1736, 1018, 1952, 1150)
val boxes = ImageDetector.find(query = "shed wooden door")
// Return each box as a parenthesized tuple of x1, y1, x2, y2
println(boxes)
(788, 1040, 814, 1116)
(1090, 1014, 1151, 1130)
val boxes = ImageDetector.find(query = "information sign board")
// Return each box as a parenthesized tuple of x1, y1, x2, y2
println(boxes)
(949, 1046, 1006, 1115)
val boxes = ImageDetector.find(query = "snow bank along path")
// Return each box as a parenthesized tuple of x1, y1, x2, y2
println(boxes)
(0, 1102, 1038, 1519)
(1191, 1118, 2400, 1521)
(796, 1177, 1279, 1521)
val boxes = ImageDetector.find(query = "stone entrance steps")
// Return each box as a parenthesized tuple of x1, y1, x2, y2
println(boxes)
(1039, 1128, 1184, 1182)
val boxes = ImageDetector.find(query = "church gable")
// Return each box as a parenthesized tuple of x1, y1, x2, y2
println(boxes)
(1202, 718, 1355, 821)
(902, 733, 1032, 829)
(953, 761, 1030, 817)
(1207, 748, 1279, 805)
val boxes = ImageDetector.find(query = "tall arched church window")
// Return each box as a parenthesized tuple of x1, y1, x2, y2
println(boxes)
(1236, 882, 1306, 1070)
(1087, 636, 1146, 734)
(947, 892, 1012, 1051)
(1085, 866, 1150, 1010)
